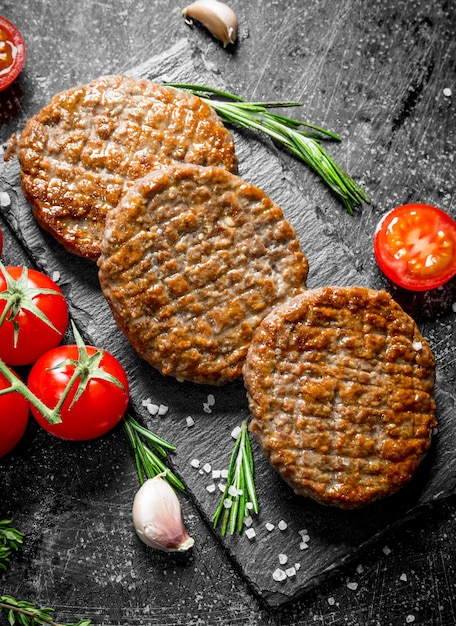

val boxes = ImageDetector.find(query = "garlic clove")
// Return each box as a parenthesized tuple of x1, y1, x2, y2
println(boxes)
(132, 475, 195, 552)
(182, 0, 238, 47)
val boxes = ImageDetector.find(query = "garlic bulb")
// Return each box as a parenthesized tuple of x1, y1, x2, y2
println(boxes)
(182, 0, 238, 47)
(132, 475, 195, 552)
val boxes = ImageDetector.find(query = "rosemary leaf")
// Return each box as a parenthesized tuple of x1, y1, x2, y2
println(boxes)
(0, 595, 91, 626)
(165, 82, 370, 215)
(0, 519, 24, 572)
(212, 421, 258, 536)
(122, 415, 185, 493)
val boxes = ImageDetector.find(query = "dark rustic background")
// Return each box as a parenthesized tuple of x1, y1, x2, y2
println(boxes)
(1, 1, 456, 624)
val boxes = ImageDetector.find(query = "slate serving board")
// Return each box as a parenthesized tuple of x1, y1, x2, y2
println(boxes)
(1, 39, 456, 607)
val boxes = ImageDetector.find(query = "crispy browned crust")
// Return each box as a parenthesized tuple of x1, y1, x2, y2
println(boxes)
(98, 163, 308, 385)
(244, 286, 436, 509)
(16, 75, 238, 260)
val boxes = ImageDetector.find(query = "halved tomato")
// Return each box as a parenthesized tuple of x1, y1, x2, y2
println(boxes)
(374, 203, 456, 291)
(0, 16, 26, 91)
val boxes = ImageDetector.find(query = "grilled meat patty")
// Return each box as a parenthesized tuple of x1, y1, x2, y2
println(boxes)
(98, 163, 308, 385)
(12, 75, 238, 260)
(243, 286, 436, 508)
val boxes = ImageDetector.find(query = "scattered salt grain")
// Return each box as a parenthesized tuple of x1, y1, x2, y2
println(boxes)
(223, 498, 232, 509)
(203, 403, 212, 413)
(400, 573, 408, 582)
(228, 485, 242, 497)
(443, 87, 452, 97)
(245, 501, 254, 510)
(265, 522, 275, 532)
(278, 553, 288, 565)
(142, 397, 152, 407)
(218, 482, 226, 492)
(231, 425, 241, 439)
(206, 484, 216, 493)
(186, 416, 195, 428)
(299, 542, 309, 550)
(52, 271, 60, 283)
(285, 566, 296, 578)
(278, 520, 288, 531)
(272, 568, 287, 582)
(146, 403, 159, 416)
(382, 545, 391, 555)
(356, 564, 364, 574)
(190, 458, 200, 469)
(221, 469, 229, 479)
(327, 597, 336, 606)
(0, 191, 11, 207)
(245, 527, 256, 540)
(202, 463, 212, 474)
(207, 394, 215, 406)
(212, 469, 221, 479)
(347, 581, 358, 591)
(295, 563, 301, 571)
(412, 341, 423, 351)
(158, 404, 168, 416)
(243, 516, 253, 527)
(406, 615, 416, 623)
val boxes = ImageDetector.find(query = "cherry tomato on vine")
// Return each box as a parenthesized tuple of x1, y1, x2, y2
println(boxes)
(374, 203, 456, 292)
(0, 265, 69, 366)
(0, 16, 26, 91)
(27, 344, 129, 441)
(0, 368, 29, 457)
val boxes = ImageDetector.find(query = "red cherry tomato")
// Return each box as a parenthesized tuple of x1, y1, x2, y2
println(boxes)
(374, 203, 456, 291)
(0, 265, 69, 365)
(0, 16, 26, 91)
(0, 368, 29, 457)
(28, 345, 129, 441)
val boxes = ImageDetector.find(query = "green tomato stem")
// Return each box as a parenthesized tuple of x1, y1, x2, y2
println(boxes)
(0, 359, 62, 425)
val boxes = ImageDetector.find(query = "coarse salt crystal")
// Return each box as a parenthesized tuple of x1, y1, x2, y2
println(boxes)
(400, 573, 408, 582)
(218, 482, 226, 492)
(186, 416, 195, 427)
(243, 516, 253, 527)
(207, 394, 215, 406)
(406, 616, 415, 624)
(212, 469, 221, 479)
(203, 463, 212, 473)
(347, 581, 358, 591)
(190, 458, 200, 468)
(228, 485, 242, 497)
(52, 271, 60, 282)
(203, 403, 212, 413)
(443, 87, 452, 97)
(285, 566, 296, 578)
(299, 542, 309, 550)
(221, 469, 229, 479)
(278, 520, 288, 531)
(383, 545, 391, 555)
(295, 562, 301, 570)
(265, 522, 275, 532)
(278, 553, 288, 565)
(412, 341, 422, 350)
(231, 426, 241, 439)
(223, 498, 232, 509)
(142, 397, 152, 407)
(245, 501, 253, 510)
(158, 404, 168, 416)
(272, 568, 287, 582)
(356, 564, 364, 574)
(0, 191, 11, 207)
(146, 403, 159, 415)
(206, 484, 216, 493)
(245, 527, 256, 540)
(327, 597, 336, 606)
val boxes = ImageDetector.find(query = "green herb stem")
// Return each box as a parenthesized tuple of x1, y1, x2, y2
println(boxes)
(165, 82, 370, 215)
(0, 520, 24, 572)
(212, 421, 258, 536)
(122, 415, 185, 493)
(0, 596, 91, 626)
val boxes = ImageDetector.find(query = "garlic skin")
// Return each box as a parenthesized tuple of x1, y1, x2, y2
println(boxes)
(132, 475, 195, 552)
(182, 0, 238, 47)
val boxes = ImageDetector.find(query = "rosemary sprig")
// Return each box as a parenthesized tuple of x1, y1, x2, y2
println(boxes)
(165, 83, 370, 215)
(0, 519, 24, 572)
(212, 421, 258, 536)
(123, 414, 186, 493)
(0, 595, 91, 626)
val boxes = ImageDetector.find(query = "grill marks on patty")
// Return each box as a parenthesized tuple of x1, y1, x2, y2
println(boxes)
(243, 286, 436, 508)
(98, 164, 308, 385)
(14, 75, 238, 260)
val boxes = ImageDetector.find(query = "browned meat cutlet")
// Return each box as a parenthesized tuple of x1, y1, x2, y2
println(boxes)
(11, 75, 238, 260)
(243, 286, 436, 509)
(98, 163, 308, 385)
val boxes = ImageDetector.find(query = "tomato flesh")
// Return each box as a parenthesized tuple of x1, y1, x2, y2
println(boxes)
(374, 204, 456, 291)
(0, 16, 26, 91)
(0, 266, 69, 366)
(28, 345, 129, 441)
(0, 368, 29, 457)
